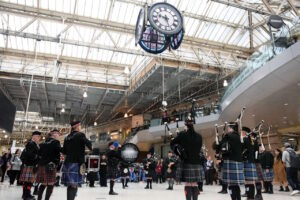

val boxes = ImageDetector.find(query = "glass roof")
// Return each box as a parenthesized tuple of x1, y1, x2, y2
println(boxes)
(0, 0, 297, 86)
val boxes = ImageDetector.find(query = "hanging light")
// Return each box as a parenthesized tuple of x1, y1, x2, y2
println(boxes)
(223, 80, 228, 87)
(35, 125, 38, 130)
(124, 66, 130, 74)
(124, 113, 128, 118)
(61, 108, 65, 113)
(83, 91, 88, 98)
(4, 135, 8, 139)
(2, 130, 5, 133)
(42, 137, 45, 140)
(94, 121, 97, 126)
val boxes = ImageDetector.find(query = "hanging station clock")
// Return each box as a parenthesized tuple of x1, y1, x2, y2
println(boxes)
(135, 8, 146, 46)
(136, 2, 184, 54)
(148, 2, 183, 36)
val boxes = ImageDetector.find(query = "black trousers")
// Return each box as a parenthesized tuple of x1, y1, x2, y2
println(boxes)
(206, 169, 214, 185)
(286, 167, 300, 190)
(1, 166, 7, 182)
(9, 170, 21, 185)
(100, 173, 107, 186)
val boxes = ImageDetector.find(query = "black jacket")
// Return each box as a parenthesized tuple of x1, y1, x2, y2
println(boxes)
(39, 138, 61, 166)
(242, 136, 256, 163)
(164, 156, 177, 171)
(143, 157, 156, 171)
(171, 128, 202, 164)
(22, 140, 40, 166)
(259, 151, 274, 169)
(222, 131, 243, 162)
(62, 131, 92, 164)
(106, 149, 121, 169)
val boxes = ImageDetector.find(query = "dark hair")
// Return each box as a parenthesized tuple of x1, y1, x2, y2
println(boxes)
(14, 149, 20, 155)
(275, 148, 282, 161)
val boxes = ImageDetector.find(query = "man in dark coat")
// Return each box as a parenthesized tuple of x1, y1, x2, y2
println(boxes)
(61, 120, 92, 200)
(36, 129, 61, 200)
(241, 127, 258, 200)
(171, 117, 203, 200)
(221, 122, 245, 200)
(20, 131, 41, 200)
(164, 151, 177, 190)
(106, 141, 122, 195)
(143, 152, 156, 189)
(259, 145, 274, 194)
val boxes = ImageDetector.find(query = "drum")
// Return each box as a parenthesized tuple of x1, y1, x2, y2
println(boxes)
(120, 143, 140, 164)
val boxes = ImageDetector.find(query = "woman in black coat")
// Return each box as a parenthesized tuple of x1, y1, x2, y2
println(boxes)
(36, 130, 61, 200)
(99, 154, 107, 187)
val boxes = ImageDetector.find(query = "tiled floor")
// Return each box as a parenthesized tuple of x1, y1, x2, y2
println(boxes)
(0, 181, 299, 200)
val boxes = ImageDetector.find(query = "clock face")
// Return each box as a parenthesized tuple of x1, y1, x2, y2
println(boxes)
(148, 3, 183, 36)
(135, 8, 145, 46)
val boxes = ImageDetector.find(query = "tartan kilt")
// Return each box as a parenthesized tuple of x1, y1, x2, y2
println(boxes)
(222, 160, 245, 186)
(181, 164, 203, 183)
(262, 169, 274, 182)
(176, 163, 182, 181)
(36, 165, 57, 185)
(61, 163, 82, 186)
(107, 166, 119, 179)
(255, 163, 264, 182)
(19, 166, 36, 183)
(243, 162, 258, 184)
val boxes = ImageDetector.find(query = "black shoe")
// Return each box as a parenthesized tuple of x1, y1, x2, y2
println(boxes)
(123, 186, 125, 189)
(125, 185, 128, 188)
(144, 186, 149, 189)
(218, 190, 227, 194)
(279, 186, 284, 191)
(25, 197, 36, 200)
(255, 194, 263, 200)
(109, 191, 118, 195)
(166, 187, 171, 190)
(268, 191, 273, 194)
(242, 193, 247, 197)
(285, 186, 290, 192)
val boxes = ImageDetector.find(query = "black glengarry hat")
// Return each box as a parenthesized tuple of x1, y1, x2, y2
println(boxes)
(32, 131, 41, 136)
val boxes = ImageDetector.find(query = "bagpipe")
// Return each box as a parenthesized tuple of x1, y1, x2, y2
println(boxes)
(251, 120, 272, 151)
(171, 99, 197, 160)
(215, 107, 246, 155)
(166, 156, 177, 173)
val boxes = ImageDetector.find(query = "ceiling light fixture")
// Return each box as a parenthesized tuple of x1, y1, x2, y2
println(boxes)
(124, 66, 130, 74)
(83, 91, 88, 98)
(94, 122, 97, 126)
(252, 114, 255, 117)
(223, 80, 228, 87)
(4, 135, 8, 139)
(35, 125, 38, 130)
(283, 116, 288, 119)
(124, 113, 128, 118)
(61, 108, 65, 113)
(2, 130, 5, 133)
(288, 138, 295, 141)
(284, 103, 288, 106)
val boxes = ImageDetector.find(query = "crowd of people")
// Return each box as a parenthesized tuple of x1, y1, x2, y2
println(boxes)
(0, 117, 299, 200)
